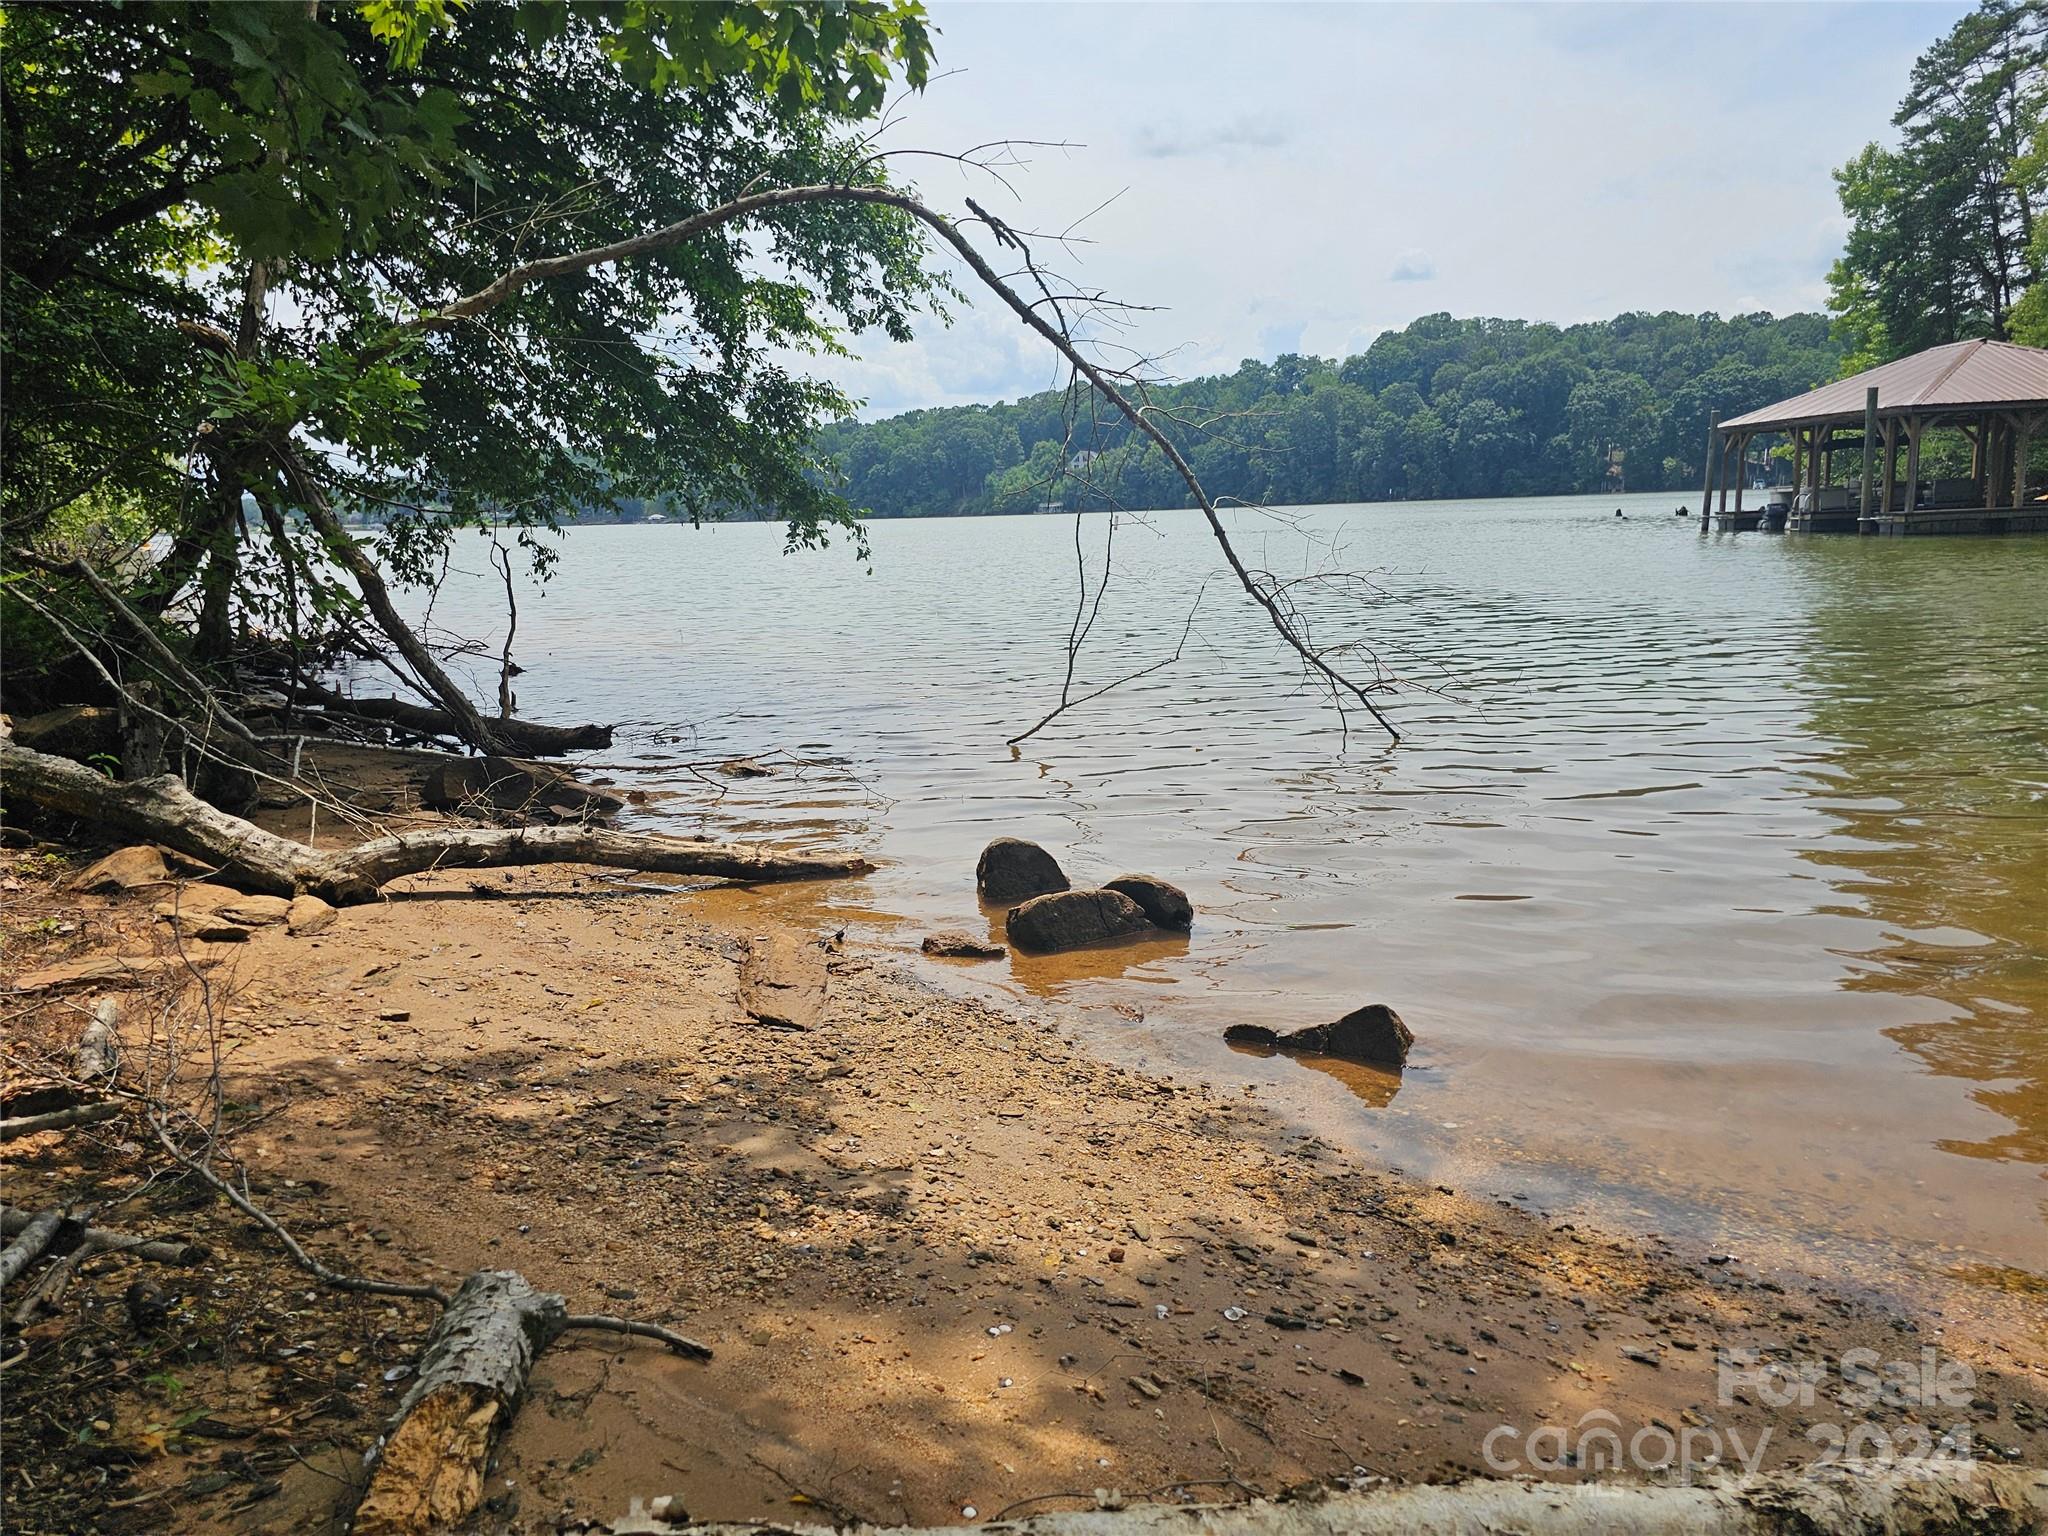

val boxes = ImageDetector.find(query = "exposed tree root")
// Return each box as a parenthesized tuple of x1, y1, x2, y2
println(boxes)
(0, 739, 872, 904)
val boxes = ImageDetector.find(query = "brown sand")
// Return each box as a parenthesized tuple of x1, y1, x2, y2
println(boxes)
(4, 843, 2045, 1534)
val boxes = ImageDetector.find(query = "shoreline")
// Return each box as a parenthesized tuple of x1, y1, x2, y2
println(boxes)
(5, 822, 2045, 1533)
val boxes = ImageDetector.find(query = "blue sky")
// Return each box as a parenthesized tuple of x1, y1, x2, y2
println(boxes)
(806, 0, 1964, 416)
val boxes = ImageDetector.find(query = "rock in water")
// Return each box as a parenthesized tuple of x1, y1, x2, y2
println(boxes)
(922, 931, 1006, 960)
(975, 838, 1070, 904)
(68, 846, 169, 893)
(1225, 1004, 1413, 1068)
(1006, 889, 1153, 953)
(1314, 1004, 1414, 1066)
(1103, 874, 1193, 932)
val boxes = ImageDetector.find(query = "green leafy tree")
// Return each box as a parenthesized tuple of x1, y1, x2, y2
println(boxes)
(1828, 0, 2047, 361)
(819, 310, 1842, 515)
(4, 0, 943, 732)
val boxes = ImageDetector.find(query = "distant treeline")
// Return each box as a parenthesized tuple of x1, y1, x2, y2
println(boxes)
(813, 310, 1847, 516)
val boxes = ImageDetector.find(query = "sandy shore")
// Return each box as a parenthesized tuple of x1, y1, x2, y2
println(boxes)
(4, 835, 2045, 1535)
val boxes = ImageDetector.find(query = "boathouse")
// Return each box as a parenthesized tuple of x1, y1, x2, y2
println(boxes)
(1699, 338, 2048, 535)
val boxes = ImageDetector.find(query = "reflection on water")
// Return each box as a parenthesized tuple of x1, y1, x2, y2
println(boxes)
(1785, 538, 2048, 1168)
(413, 493, 2047, 1319)
(1226, 1040, 1403, 1109)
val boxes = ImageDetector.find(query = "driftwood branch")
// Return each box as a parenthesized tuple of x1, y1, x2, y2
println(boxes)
(0, 1206, 209, 1269)
(2, 1205, 209, 1326)
(285, 679, 610, 756)
(0, 1101, 123, 1141)
(0, 1208, 65, 1289)
(560, 1311, 711, 1360)
(0, 739, 871, 904)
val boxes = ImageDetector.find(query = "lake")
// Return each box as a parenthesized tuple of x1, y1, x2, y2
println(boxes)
(414, 492, 2047, 1324)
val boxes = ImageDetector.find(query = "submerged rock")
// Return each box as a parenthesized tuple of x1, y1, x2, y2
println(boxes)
(922, 931, 1005, 960)
(1006, 888, 1153, 953)
(1103, 874, 1193, 932)
(975, 838, 1069, 905)
(1225, 1004, 1413, 1068)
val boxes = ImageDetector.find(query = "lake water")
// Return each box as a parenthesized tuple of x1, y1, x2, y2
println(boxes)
(415, 493, 2047, 1323)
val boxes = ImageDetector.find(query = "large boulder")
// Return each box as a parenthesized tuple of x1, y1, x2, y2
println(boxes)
(976, 838, 1070, 905)
(1103, 874, 1193, 932)
(1006, 888, 1154, 954)
(422, 756, 625, 822)
(1225, 1004, 1413, 1069)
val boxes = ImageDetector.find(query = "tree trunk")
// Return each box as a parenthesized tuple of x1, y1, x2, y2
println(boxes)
(1, 739, 871, 905)
(194, 472, 243, 664)
(352, 1270, 567, 1536)
(278, 450, 505, 755)
(286, 679, 612, 756)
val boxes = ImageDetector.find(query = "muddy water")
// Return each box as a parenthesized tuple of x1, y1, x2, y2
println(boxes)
(416, 493, 2047, 1316)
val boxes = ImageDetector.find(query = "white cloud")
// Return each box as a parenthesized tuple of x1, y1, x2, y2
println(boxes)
(1131, 111, 1293, 160)
(1389, 249, 1436, 284)
(795, 0, 1962, 416)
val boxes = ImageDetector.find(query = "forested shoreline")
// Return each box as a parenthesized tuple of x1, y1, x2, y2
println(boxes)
(812, 309, 1846, 518)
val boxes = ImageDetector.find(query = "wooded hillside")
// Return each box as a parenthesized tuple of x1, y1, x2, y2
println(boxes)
(815, 309, 1846, 517)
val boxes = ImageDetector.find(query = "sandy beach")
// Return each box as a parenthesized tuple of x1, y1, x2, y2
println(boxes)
(6, 818, 2044, 1535)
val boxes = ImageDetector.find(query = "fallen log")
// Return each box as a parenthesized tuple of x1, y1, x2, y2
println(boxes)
(1, 1206, 209, 1268)
(1, 740, 872, 904)
(0, 1207, 64, 1289)
(286, 680, 612, 756)
(352, 1270, 568, 1536)
(349, 1267, 710, 1536)
(0, 1101, 123, 1141)
(670, 1463, 2046, 1536)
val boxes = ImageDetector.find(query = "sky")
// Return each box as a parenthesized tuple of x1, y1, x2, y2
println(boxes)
(804, 0, 1966, 417)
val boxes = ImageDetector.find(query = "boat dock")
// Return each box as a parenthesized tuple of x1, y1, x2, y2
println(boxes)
(1698, 339, 2048, 535)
